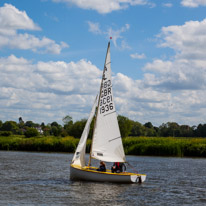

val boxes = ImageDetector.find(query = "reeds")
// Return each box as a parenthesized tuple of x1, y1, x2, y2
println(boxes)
(123, 137, 206, 157)
(1, 135, 206, 157)
(0, 135, 78, 152)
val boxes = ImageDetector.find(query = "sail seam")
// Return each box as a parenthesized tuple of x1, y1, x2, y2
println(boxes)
(105, 61, 111, 66)
(108, 136, 121, 142)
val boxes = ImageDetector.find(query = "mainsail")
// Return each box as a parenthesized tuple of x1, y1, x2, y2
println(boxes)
(72, 95, 98, 167)
(91, 42, 126, 163)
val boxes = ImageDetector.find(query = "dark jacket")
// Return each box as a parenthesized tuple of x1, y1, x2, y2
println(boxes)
(111, 162, 126, 173)
(97, 164, 106, 172)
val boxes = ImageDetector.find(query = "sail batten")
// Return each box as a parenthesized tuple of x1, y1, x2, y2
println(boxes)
(108, 136, 121, 142)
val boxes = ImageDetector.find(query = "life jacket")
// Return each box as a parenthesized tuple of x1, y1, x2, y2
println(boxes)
(115, 162, 121, 170)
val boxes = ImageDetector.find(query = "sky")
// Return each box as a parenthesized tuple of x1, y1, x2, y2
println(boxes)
(1, 0, 206, 126)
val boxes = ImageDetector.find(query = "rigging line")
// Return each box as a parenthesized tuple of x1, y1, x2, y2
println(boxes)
(103, 111, 116, 116)
(126, 162, 139, 174)
(108, 136, 121, 142)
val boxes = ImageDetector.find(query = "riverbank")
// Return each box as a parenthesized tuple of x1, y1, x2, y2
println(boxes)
(1, 135, 206, 157)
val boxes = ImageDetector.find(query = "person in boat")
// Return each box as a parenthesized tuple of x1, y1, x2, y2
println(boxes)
(111, 162, 126, 173)
(97, 161, 106, 172)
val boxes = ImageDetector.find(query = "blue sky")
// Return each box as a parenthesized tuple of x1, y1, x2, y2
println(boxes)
(1, 0, 206, 126)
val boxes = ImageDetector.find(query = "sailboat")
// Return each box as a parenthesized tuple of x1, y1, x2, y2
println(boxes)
(70, 41, 146, 183)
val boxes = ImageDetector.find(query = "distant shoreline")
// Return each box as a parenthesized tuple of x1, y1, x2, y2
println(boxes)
(1, 135, 206, 157)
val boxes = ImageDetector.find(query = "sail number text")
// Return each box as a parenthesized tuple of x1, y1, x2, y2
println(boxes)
(100, 80, 114, 114)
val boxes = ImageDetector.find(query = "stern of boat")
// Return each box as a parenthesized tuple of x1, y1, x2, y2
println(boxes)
(130, 174, 146, 183)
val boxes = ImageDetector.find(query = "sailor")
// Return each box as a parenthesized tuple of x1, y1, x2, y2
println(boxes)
(111, 162, 126, 173)
(97, 161, 106, 172)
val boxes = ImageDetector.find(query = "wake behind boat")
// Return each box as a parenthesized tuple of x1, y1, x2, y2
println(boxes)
(70, 41, 146, 183)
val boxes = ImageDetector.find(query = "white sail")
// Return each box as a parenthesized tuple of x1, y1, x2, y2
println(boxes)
(72, 95, 98, 167)
(91, 42, 126, 163)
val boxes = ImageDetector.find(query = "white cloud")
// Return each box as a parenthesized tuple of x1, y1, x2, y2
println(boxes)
(132, 18, 206, 125)
(87, 22, 130, 49)
(87, 21, 101, 34)
(1, 53, 206, 126)
(0, 4, 68, 54)
(107, 24, 130, 47)
(181, 0, 206, 7)
(0, 55, 102, 123)
(52, 0, 155, 14)
(159, 19, 206, 59)
(142, 19, 206, 92)
(0, 3, 40, 35)
(162, 3, 173, 7)
(130, 53, 146, 59)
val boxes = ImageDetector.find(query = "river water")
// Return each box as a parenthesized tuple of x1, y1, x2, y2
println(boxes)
(0, 151, 206, 206)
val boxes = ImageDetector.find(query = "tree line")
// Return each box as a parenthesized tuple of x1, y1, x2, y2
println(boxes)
(0, 115, 206, 138)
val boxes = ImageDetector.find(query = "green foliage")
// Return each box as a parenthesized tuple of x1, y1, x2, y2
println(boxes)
(0, 120, 2, 129)
(144, 122, 153, 129)
(25, 121, 37, 128)
(1, 135, 206, 157)
(25, 128, 39, 138)
(63, 115, 74, 136)
(1, 121, 19, 134)
(1, 115, 206, 139)
(195, 124, 206, 137)
(51, 121, 59, 127)
(69, 119, 86, 138)
(50, 122, 62, 136)
(0, 131, 12, 136)
(123, 137, 206, 157)
(118, 115, 133, 137)
(130, 121, 146, 136)
(0, 135, 78, 152)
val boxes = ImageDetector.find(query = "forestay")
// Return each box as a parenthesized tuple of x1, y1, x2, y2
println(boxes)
(91, 42, 126, 163)
(72, 95, 98, 167)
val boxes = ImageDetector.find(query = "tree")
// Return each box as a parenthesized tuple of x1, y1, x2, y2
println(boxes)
(69, 119, 87, 138)
(144, 122, 153, 129)
(159, 122, 180, 137)
(1, 121, 19, 134)
(145, 127, 158, 137)
(42, 124, 50, 136)
(117, 115, 132, 137)
(130, 121, 146, 136)
(51, 121, 59, 127)
(179, 125, 194, 137)
(25, 128, 39, 138)
(18, 117, 25, 133)
(195, 124, 206, 137)
(50, 122, 62, 136)
(0, 120, 2, 130)
(25, 121, 35, 127)
(62, 115, 73, 135)
(19, 117, 24, 124)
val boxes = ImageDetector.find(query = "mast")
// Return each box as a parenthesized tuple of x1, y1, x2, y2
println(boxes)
(88, 41, 111, 167)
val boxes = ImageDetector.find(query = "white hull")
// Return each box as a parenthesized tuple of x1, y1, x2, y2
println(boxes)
(70, 164, 146, 183)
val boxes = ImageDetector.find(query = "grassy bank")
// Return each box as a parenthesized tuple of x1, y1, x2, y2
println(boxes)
(1, 135, 206, 157)
(0, 135, 81, 153)
(123, 137, 206, 157)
